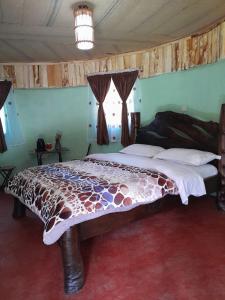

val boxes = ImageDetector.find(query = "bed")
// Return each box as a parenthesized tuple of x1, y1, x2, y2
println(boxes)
(5, 105, 225, 294)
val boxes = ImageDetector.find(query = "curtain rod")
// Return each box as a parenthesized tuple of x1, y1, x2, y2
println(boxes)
(87, 68, 141, 77)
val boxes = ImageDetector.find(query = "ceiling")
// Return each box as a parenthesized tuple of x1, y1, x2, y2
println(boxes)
(0, 0, 225, 63)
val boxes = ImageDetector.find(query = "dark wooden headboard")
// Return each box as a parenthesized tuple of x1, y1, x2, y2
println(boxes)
(136, 110, 219, 154)
(135, 106, 225, 210)
(219, 104, 225, 209)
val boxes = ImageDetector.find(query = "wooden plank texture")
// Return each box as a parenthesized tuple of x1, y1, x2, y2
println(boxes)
(1, 21, 225, 88)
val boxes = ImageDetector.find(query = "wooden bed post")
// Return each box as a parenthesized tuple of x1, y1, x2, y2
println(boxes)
(218, 103, 225, 211)
(12, 197, 26, 218)
(59, 226, 84, 294)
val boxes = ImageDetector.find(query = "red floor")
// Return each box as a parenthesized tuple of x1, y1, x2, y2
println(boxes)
(1, 192, 225, 300)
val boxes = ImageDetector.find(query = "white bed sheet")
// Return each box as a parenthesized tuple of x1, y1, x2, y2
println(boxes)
(87, 153, 216, 205)
(185, 164, 218, 179)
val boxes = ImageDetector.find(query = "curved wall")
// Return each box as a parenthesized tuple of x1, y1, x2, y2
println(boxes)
(1, 59, 225, 170)
(0, 21, 225, 88)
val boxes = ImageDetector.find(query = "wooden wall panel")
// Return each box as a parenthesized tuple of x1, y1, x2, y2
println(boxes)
(163, 45, 172, 73)
(15, 65, 24, 88)
(3, 65, 16, 85)
(211, 27, 220, 63)
(220, 22, 225, 59)
(61, 64, 69, 87)
(47, 64, 62, 87)
(142, 52, 150, 78)
(1, 21, 225, 89)
(39, 65, 48, 88)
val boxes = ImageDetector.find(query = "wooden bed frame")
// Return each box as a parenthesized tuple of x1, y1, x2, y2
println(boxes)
(12, 104, 225, 294)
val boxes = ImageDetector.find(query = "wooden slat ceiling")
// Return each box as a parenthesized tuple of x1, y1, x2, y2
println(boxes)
(0, 0, 225, 63)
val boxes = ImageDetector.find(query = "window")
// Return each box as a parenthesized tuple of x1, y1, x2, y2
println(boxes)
(88, 78, 141, 143)
(0, 88, 24, 147)
(104, 80, 134, 125)
(104, 79, 134, 142)
(0, 106, 6, 134)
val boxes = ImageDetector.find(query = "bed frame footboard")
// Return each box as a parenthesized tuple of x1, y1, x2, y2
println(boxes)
(12, 197, 26, 218)
(59, 226, 84, 294)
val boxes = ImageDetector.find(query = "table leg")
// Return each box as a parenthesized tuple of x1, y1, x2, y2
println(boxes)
(37, 152, 42, 165)
(58, 151, 62, 162)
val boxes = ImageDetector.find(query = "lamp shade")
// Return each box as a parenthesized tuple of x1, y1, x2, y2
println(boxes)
(74, 5, 94, 50)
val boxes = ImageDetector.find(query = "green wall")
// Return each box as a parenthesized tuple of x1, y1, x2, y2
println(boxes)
(0, 86, 89, 170)
(1, 59, 225, 171)
(140, 59, 225, 124)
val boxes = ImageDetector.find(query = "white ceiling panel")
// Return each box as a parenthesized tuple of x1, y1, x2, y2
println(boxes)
(96, 0, 168, 33)
(0, 0, 24, 24)
(51, 0, 78, 27)
(22, 0, 53, 26)
(0, 0, 224, 62)
(0, 39, 30, 62)
(151, 0, 225, 36)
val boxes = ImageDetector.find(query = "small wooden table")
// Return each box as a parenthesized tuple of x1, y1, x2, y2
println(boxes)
(30, 148, 69, 165)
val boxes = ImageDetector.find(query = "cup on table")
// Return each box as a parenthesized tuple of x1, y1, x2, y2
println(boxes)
(45, 143, 53, 151)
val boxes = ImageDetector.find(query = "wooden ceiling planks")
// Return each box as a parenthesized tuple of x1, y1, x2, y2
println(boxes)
(0, 20, 225, 89)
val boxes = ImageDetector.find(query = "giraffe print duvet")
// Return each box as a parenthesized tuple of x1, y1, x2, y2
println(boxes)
(6, 158, 178, 245)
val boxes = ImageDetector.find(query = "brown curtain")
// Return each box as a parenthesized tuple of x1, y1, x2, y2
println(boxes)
(0, 80, 12, 153)
(112, 70, 138, 146)
(87, 74, 111, 145)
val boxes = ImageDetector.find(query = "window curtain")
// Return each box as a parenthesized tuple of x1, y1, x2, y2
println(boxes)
(0, 80, 12, 152)
(87, 74, 111, 145)
(112, 70, 138, 146)
(3, 87, 25, 147)
(87, 85, 98, 143)
(105, 79, 138, 143)
(87, 79, 138, 144)
(104, 80, 125, 143)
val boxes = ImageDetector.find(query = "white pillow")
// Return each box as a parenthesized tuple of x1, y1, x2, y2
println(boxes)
(154, 148, 221, 166)
(120, 144, 164, 158)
